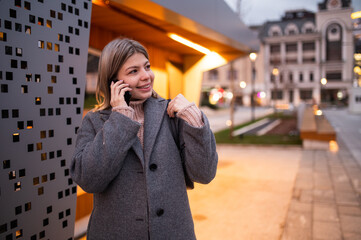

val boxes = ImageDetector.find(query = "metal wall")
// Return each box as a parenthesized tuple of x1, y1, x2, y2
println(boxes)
(0, 0, 91, 239)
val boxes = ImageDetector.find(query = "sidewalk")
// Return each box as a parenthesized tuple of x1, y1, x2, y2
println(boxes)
(282, 140, 361, 240)
(188, 145, 302, 240)
(187, 108, 361, 240)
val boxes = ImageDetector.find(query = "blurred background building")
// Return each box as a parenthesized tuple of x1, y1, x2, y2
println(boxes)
(202, 0, 361, 112)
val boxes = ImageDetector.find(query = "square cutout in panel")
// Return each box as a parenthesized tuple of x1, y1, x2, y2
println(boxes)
(29, 14, 35, 23)
(40, 130, 46, 138)
(33, 177, 39, 186)
(13, 133, 20, 142)
(21, 85, 28, 94)
(46, 20, 52, 28)
(25, 202, 31, 211)
(5, 45, 12, 55)
(41, 153, 47, 161)
(28, 144, 34, 152)
(14, 181, 21, 191)
(16, 47, 22, 56)
(25, 25, 31, 34)
(5, 20, 12, 30)
(38, 187, 44, 195)
(2, 109, 9, 118)
(10, 220, 17, 229)
(9, 170, 16, 180)
(3, 160, 11, 169)
(24, 1, 31, 10)
(37, 17, 44, 26)
(26, 74, 32, 82)
(27, 120, 33, 129)
(0, 32, 7, 41)
(50, 10, 56, 18)
(13, 109, 19, 118)
(18, 121, 25, 130)
(15, 23, 22, 32)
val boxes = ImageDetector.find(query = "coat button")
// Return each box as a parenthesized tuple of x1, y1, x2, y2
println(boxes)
(149, 164, 157, 171)
(156, 209, 164, 217)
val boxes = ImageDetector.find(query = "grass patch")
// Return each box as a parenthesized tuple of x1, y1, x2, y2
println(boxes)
(84, 94, 97, 110)
(214, 112, 302, 145)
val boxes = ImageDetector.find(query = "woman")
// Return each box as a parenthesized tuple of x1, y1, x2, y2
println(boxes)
(71, 38, 218, 239)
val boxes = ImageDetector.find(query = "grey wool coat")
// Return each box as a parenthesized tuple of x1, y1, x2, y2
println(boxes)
(71, 97, 218, 240)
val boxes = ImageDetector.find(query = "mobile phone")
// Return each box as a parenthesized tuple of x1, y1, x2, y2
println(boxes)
(109, 79, 132, 106)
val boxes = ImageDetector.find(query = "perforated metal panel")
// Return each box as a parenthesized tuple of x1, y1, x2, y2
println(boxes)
(0, 1, 91, 239)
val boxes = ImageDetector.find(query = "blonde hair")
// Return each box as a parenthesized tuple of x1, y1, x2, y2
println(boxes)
(94, 38, 157, 111)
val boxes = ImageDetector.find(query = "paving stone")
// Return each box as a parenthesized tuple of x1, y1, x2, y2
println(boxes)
(282, 212, 311, 240)
(289, 199, 312, 213)
(300, 189, 313, 203)
(343, 232, 361, 240)
(334, 182, 355, 193)
(295, 176, 313, 190)
(313, 189, 335, 203)
(338, 205, 361, 216)
(335, 192, 360, 206)
(314, 203, 339, 222)
(314, 173, 333, 190)
(313, 221, 342, 240)
(340, 215, 361, 234)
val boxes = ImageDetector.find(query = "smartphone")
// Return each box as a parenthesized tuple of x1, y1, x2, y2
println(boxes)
(109, 79, 132, 106)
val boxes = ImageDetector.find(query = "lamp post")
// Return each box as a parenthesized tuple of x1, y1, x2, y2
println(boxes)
(320, 77, 327, 105)
(229, 61, 235, 139)
(249, 52, 257, 121)
(272, 67, 279, 114)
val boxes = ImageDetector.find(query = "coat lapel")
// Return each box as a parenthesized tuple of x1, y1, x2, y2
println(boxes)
(99, 109, 145, 168)
(143, 97, 167, 166)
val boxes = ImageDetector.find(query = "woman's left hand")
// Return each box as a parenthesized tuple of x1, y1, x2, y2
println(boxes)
(167, 94, 190, 118)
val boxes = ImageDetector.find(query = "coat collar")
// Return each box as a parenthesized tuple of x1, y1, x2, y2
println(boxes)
(143, 97, 167, 165)
(98, 97, 167, 166)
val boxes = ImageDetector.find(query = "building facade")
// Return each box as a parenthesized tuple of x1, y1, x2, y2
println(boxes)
(202, 0, 355, 109)
(261, 0, 354, 107)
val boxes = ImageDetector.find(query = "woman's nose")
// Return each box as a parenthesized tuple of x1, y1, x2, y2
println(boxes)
(139, 68, 150, 80)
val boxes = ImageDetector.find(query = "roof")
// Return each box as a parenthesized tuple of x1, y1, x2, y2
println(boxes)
(91, 0, 259, 56)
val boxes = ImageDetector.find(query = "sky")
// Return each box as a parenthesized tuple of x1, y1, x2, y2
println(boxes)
(224, 0, 361, 26)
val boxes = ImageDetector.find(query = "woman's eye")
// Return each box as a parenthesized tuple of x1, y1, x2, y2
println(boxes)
(128, 69, 137, 74)
(145, 65, 151, 70)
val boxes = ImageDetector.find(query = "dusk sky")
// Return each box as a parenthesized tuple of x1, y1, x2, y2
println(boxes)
(224, 0, 361, 26)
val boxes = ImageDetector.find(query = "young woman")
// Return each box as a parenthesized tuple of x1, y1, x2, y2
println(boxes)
(71, 38, 218, 239)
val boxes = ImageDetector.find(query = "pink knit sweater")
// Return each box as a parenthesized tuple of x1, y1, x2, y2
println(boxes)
(112, 99, 204, 147)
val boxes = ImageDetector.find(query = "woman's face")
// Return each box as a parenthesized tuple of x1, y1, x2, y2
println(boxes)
(116, 52, 154, 100)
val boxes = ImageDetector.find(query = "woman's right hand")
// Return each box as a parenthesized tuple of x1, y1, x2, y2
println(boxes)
(110, 80, 132, 108)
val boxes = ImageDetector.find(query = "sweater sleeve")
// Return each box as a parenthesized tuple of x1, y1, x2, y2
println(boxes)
(176, 103, 204, 128)
(112, 106, 135, 120)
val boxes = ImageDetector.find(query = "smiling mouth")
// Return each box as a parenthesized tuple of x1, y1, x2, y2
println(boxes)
(137, 84, 151, 89)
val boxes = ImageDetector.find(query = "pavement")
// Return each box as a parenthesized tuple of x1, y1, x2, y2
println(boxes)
(186, 107, 361, 240)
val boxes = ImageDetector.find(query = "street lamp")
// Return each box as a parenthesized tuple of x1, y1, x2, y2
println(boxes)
(249, 52, 257, 121)
(320, 77, 327, 105)
(272, 67, 279, 113)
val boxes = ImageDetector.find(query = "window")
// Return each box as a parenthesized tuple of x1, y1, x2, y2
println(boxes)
(303, 42, 315, 51)
(270, 44, 280, 53)
(286, 43, 297, 52)
(309, 72, 314, 82)
(326, 72, 342, 81)
(289, 73, 293, 83)
(208, 69, 218, 80)
(299, 73, 303, 82)
(227, 69, 238, 80)
(300, 90, 313, 100)
(271, 90, 283, 100)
